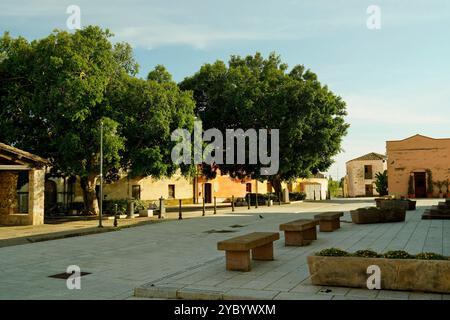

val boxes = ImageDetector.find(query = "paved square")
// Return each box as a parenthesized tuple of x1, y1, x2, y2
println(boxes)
(0, 199, 449, 300)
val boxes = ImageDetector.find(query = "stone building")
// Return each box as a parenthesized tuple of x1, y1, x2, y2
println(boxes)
(345, 152, 387, 197)
(386, 134, 450, 198)
(0, 142, 47, 225)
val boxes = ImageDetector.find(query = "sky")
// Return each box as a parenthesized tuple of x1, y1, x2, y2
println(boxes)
(1, 0, 450, 179)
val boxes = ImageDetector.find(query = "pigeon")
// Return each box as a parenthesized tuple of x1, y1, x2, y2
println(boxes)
(259, 215, 264, 219)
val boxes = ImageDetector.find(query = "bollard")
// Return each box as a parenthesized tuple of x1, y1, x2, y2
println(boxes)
(214, 196, 217, 214)
(113, 203, 118, 227)
(202, 197, 206, 216)
(255, 193, 258, 209)
(247, 194, 250, 210)
(267, 193, 270, 207)
(278, 192, 282, 205)
(127, 200, 134, 218)
(159, 197, 165, 219)
(314, 190, 316, 201)
(232, 195, 235, 212)
(178, 199, 182, 220)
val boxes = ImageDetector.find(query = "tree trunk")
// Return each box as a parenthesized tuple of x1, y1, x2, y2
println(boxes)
(80, 175, 99, 215)
(269, 175, 283, 198)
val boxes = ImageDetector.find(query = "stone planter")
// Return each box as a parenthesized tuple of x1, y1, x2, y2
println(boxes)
(307, 255, 450, 293)
(350, 207, 406, 224)
(375, 198, 415, 211)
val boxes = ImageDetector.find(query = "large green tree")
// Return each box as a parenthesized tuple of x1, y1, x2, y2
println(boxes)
(180, 52, 349, 194)
(0, 26, 195, 214)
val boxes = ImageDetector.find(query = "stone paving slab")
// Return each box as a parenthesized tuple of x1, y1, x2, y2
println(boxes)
(1, 198, 448, 300)
(134, 200, 450, 300)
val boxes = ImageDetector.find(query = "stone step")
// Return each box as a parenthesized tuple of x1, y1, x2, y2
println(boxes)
(422, 210, 450, 220)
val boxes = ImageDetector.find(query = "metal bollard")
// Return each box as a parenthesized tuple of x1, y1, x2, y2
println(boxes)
(268, 193, 271, 207)
(113, 203, 118, 227)
(247, 194, 250, 210)
(202, 198, 206, 216)
(232, 195, 235, 212)
(214, 196, 217, 214)
(159, 197, 164, 219)
(278, 192, 282, 205)
(255, 193, 258, 209)
(178, 199, 182, 220)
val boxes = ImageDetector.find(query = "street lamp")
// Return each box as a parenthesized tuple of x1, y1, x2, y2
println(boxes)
(98, 121, 104, 228)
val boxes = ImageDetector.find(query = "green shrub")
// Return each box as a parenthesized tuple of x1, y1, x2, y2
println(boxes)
(315, 248, 448, 260)
(289, 192, 306, 201)
(352, 250, 381, 258)
(415, 252, 448, 260)
(383, 250, 413, 259)
(316, 248, 350, 257)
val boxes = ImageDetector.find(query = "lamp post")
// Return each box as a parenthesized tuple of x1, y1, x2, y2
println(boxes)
(98, 121, 104, 228)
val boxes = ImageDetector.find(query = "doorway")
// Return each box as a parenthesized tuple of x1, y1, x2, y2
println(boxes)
(414, 172, 427, 198)
(365, 184, 374, 197)
(204, 183, 212, 203)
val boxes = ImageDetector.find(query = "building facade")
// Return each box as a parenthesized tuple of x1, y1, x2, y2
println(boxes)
(345, 152, 387, 197)
(0, 143, 47, 226)
(386, 135, 450, 198)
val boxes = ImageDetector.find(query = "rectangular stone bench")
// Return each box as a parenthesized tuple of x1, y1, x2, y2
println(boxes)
(279, 219, 319, 246)
(217, 232, 280, 271)
(314, 212, 344, 232)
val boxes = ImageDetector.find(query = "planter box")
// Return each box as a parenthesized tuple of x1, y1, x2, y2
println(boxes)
(139, 209, 154, 217)
(375, 199, 415, 211)
(307, 255, 450, 293)
(350, 207, 405, 224)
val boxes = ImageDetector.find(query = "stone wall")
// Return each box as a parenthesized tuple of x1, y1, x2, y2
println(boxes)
(0, 171, 18, 215)
(346, 159, 387, 197)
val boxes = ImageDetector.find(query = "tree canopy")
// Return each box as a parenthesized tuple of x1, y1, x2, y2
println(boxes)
(0, 26, 196, 214)
(180, 52, 349, 194)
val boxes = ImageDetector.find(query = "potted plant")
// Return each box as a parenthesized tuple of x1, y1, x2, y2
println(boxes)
(426, 169, 434, 198)
(408, 175, 415, 199)
(434, 180, 445, 198)
(444, 180, 450, 199)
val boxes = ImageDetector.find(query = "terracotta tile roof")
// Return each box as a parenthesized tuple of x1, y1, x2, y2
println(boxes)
(348, 152, 387, 162)
(0, 142, 48, 166)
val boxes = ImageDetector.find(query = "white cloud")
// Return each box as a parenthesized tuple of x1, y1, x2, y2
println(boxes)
(344, 93, 450, 125)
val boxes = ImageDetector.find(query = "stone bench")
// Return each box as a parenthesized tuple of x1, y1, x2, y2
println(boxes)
(217, 232, 279, 271)
(314, 212, 344, 232)
(279, 219, 319, 246)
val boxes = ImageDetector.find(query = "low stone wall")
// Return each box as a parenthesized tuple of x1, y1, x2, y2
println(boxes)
(0, 213, 30, 226)
(308, 255, 450, 293)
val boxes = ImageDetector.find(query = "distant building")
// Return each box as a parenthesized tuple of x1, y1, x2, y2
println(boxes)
(386, 134, 450, 198)
(345, 152, 387, 197)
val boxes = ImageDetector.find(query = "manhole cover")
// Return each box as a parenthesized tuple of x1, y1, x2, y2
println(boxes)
(204, 229, 236, 234)
(49, 272, 91, 279)
(229, 224, 246, 228)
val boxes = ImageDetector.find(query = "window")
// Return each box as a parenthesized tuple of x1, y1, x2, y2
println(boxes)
(246, 183, 252, 193)
(132, 185, 141, 200)
(364, 165, 373, 180)
(168, 184, 175, 199)
(267, 182, 273, 193)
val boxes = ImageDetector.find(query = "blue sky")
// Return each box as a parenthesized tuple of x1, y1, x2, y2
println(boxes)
(2, 0, 450, 179)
